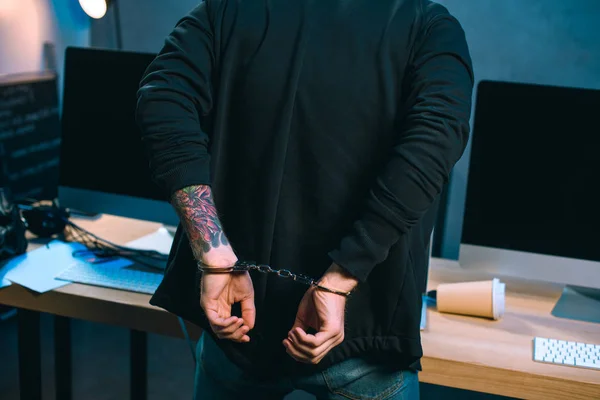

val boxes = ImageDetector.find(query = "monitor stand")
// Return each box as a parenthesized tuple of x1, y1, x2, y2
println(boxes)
(551, 285, 600, 324)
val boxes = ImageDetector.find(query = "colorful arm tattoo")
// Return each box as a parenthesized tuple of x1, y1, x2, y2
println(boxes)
(171, 185, 229, 255)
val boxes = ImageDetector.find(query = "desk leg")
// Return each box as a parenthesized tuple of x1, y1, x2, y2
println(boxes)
(130, 330, 147, 400)
(54, 316, 72, 400)
(17, 309, 42, 400)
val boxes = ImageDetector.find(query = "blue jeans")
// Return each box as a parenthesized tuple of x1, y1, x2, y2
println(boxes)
(194, 332, 420, 400)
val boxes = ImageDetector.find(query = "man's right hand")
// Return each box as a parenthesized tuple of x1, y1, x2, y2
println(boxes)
(170, 185, 256, 343)
(199, 246, 256, 343)
(200, 270, 255, 343)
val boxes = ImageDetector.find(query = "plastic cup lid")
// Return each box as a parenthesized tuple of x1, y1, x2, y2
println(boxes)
(492, 278, 506, 320)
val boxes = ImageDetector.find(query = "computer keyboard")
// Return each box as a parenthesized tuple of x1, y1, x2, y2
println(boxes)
(56, 262, 163, 295)
(533, 337, 600, 370)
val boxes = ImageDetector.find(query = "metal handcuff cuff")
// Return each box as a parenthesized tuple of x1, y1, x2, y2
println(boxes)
(198, 261, 353, 298)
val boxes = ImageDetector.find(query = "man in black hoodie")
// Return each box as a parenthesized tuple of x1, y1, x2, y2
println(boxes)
(136, 0, 473, 398)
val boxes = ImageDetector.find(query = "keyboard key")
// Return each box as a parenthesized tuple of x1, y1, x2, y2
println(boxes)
(576, 359, 600, 370)
(564, 357, 575, 365)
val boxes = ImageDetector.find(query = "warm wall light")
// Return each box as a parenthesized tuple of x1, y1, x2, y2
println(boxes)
(0, 0, 19, 17)
(78, 0, 123, 50)
(78, 0, 111, 19)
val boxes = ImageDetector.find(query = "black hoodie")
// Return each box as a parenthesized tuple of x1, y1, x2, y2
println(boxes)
(136, 0, 473, 379)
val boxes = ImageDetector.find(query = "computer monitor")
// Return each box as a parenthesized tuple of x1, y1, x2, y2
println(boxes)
(460, 80, 600, 323)
(58, 47, 179, 228)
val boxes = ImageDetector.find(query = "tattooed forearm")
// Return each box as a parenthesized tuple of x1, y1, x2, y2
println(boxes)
(171, 185, 230, 255)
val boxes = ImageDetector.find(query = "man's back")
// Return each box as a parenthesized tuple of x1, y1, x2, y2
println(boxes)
(137, 0, 473, 379)
(209, 0, 421, 281)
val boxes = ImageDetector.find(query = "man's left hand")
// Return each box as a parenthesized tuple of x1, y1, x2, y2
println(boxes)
(283, 264, 359, 364)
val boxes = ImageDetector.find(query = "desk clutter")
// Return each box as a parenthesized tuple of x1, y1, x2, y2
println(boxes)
(425, 278, 600, 371)
(0, 197, 168, 295)
(0, 194, 169, 263)
(0, 238, 163, 295)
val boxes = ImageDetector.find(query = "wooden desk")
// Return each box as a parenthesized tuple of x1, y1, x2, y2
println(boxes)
(0, 217, 194, 338)
(0, 215, 200, 400)
(1, 214, 599, 400)
(422, 260, 600, 399)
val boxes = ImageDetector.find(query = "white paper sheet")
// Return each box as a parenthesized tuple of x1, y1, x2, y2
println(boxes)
(125, 227, 174, 256)
(0, 241, 86, 292)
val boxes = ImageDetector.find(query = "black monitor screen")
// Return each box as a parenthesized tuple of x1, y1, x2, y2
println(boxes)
(59, 47, 163, 202)
(462, 80, 600, 263)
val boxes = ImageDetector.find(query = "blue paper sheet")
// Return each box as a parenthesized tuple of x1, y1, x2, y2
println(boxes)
(0, 240, 133, 293)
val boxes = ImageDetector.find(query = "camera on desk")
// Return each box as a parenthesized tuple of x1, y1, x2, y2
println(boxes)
(0, 191, 71, 261)
(0, 187, 28, 260)
(18, 199, 70, 238)
(0, 187, 71, 262)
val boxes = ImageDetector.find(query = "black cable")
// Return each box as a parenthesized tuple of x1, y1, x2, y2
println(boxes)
(64, 219, 168, 270)
(178, 317, 197, 364)
(67, 219, 164, 257)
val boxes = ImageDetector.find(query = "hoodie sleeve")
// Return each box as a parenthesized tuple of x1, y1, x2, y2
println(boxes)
(136, 2, 216, 198)
(328, 12, 475, 282)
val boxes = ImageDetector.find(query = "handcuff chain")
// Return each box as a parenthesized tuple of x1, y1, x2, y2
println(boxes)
(198, 261, 352, 297)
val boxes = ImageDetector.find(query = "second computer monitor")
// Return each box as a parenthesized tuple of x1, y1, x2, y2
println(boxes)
(460, 80, 600, 292)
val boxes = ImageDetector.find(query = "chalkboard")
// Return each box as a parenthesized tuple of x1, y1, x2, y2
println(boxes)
(0, 72, 61, 202)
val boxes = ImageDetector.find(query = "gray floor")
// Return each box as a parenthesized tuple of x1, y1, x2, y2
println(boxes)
(0, 313, 316, 400)
(0, 313, 195, 400)
(0, 312, 511, 400)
